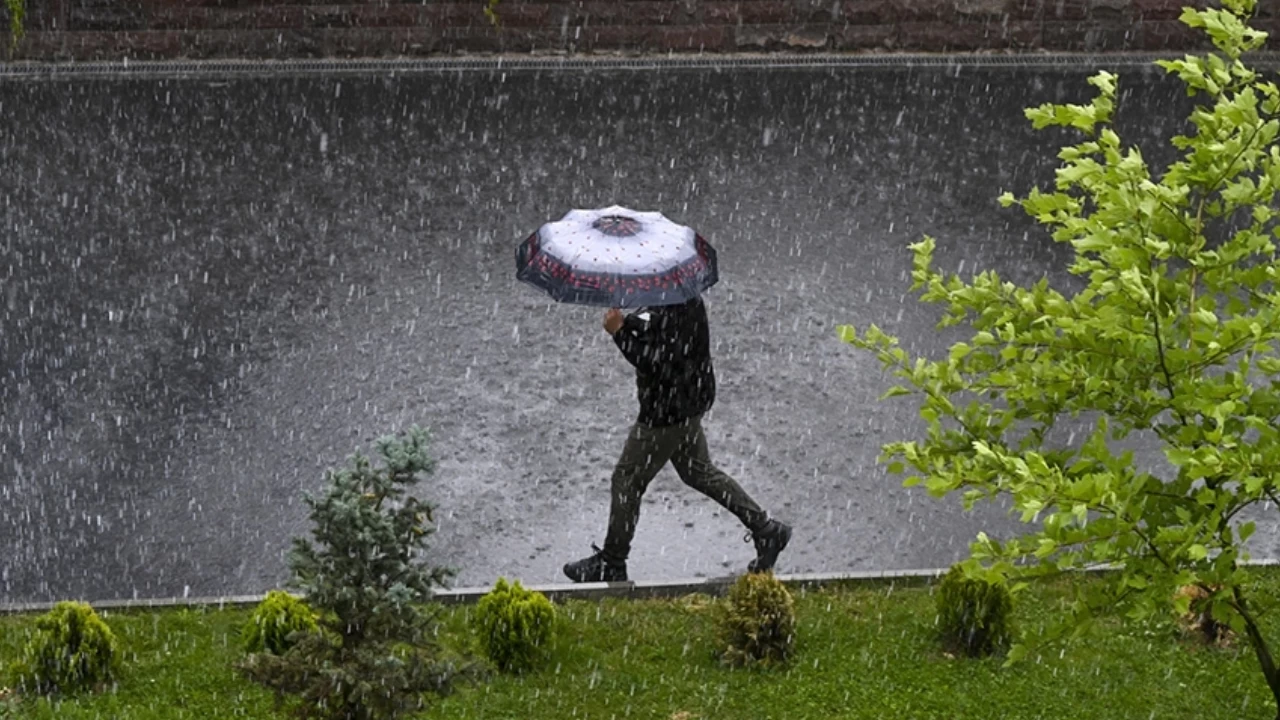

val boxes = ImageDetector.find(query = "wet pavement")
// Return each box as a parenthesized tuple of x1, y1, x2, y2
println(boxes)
(2, 61, 1265, 603)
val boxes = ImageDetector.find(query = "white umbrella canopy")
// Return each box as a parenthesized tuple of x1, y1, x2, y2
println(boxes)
(515, 205, 719, 308)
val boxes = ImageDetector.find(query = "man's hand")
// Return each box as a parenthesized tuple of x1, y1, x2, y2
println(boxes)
(603, 308, 625, 335)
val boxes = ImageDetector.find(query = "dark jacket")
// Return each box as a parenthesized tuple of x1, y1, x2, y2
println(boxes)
(612, 296, 716, 427)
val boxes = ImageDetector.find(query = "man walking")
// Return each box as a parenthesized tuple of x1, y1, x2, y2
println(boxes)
(563, 296, 792, 582)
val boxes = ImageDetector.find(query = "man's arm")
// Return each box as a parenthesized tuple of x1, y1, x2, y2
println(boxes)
(610, 310, 662, 375)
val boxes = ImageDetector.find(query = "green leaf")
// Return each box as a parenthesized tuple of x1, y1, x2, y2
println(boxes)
(1035, 538, 1057, 558)
(1188, 544, 1209, 561)
(1003, 642, 1028, 668)
(879, 385, 913, 400)
(1240, 521, 1257, 542)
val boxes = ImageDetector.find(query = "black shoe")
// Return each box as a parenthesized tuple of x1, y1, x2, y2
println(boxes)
(563, 544, 628, 583)
(746, 520, 792, 573)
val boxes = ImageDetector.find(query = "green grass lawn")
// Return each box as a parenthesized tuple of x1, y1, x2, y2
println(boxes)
(0, 574, 1273, 720)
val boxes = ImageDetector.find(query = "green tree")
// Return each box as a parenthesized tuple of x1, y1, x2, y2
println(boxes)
(236, 426, 464, 720)
(5, 0, 24, 52)
(840, 0, 1280, 713)
(483, 0, 500, 28)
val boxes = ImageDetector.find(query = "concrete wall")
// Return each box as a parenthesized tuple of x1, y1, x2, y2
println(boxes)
(9, 0, 1278, 62)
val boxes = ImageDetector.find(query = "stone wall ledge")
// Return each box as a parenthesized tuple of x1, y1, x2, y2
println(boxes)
(27, 1, 1280, 35)
(12, 17, 1278, 61)
(5, 0, 1276, 61)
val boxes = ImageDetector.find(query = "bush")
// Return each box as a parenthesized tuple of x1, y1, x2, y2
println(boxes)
(472, 578, 556, 673)
(242, 591, 321, 655)
(936, 565, 1013, 658)
(9, 601, 121, 695)
(716, 571, 796, 668)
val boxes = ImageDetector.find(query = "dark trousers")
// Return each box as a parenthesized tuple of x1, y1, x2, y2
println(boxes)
(602, 414, 768, 563)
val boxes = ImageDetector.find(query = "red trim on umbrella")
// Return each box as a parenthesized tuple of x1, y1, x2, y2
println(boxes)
(517, 224, 717, 304)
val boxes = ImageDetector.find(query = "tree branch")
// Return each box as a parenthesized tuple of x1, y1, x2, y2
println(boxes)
(1266, 487, 1280, 510)
(1132, 523, 1176, 572)
(1246, 287, 1280, 310)
(1188, 267, 1198, 353)
(1141, 488, 1204, 507)
(1206, 118, 1265, 196)
(1177, 333, 1257, 376)
(1148, 271, 1187, 427)
(1158, 199, 1198, 239)
(1228, 584, 1280, 709)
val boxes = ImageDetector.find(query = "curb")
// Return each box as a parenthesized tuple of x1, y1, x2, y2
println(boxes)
(3, 51, 1280, 80)
(4, 560, 1278, 615)
(0, 569, 944, 615)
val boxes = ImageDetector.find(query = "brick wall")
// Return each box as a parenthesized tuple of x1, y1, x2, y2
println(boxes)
(9, 0, 1279, 62)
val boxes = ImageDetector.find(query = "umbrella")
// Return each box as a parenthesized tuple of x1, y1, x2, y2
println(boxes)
(515, 205, 719, 308)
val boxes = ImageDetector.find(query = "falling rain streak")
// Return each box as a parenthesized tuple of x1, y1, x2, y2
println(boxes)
(3, 60, 1269, 609)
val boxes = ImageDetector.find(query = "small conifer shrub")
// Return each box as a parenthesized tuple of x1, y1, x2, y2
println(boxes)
(10, 601, 121, 695)
(472, 578, 556, 673)
(716, 571, 796, 668)
(235, 426, 465, 720)
(936, 564, 1013, 658)
(241, 590, 320, 655)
